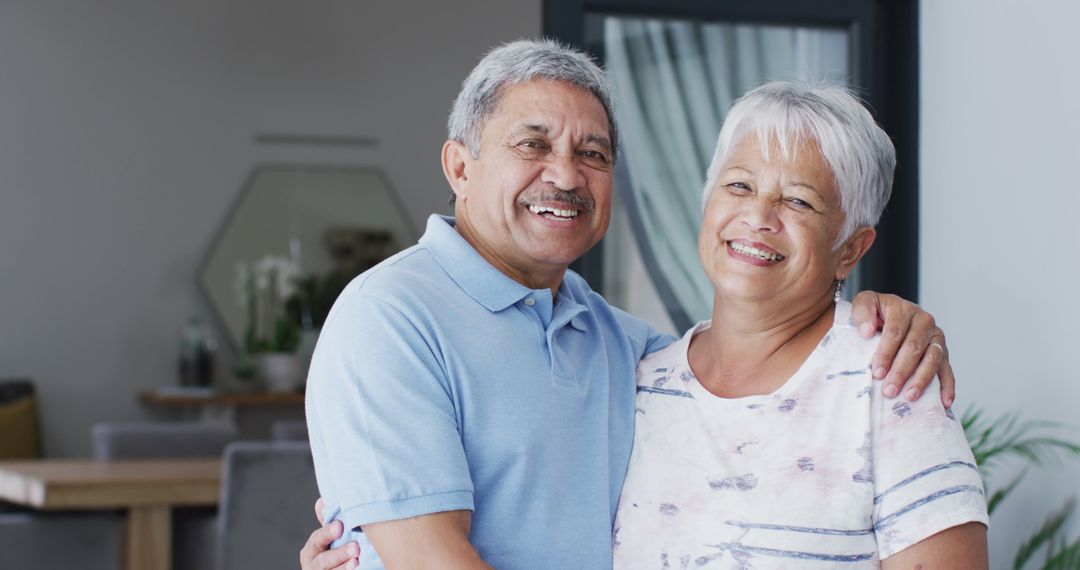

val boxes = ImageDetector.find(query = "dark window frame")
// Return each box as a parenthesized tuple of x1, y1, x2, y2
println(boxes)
(545, 0, 920, 303)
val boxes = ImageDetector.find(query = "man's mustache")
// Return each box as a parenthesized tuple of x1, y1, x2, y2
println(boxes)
(521, 189, 595, 213)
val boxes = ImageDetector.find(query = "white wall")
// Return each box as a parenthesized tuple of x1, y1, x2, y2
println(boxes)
(0, 0, 541, 457)
(921, 0, 1080, 564)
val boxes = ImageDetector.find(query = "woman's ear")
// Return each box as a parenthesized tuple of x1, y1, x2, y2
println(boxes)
(442, 140, 471, 203)
(836, 226, 877, 279)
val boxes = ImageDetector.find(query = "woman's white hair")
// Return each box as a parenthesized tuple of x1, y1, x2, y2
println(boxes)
(447, 38, 618, 163)
(702, 80, 896, 245)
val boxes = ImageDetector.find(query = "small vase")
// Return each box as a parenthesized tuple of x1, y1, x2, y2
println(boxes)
(258, 353, 302, 393)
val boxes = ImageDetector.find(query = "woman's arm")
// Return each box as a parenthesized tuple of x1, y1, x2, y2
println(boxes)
(880, 522, 988, 570)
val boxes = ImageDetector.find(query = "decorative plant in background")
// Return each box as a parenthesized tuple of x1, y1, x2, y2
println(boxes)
(962, 407, 1080, 569)
(236, 254, 303, 354)
(231, 230, 399, 382)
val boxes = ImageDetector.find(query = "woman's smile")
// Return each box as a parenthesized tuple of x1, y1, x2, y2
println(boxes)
(726, 238, 787, 266)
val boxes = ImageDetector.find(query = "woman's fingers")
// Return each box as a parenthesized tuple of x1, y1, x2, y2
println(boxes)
(300, 520, 358, 570)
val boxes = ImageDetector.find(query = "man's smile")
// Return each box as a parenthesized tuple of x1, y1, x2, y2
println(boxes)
(527, 204, 580, 220)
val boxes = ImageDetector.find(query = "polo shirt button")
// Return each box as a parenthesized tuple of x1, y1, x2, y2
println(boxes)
(523, 298, 536, 306)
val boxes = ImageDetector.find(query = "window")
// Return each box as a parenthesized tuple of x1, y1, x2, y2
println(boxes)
(546, 0, 919, 330)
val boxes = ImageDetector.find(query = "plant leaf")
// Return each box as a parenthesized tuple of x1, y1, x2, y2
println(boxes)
(1042, 536, 1080, 570)
(987, 470, 1026, 516)
(1013, 497, 1075, 570)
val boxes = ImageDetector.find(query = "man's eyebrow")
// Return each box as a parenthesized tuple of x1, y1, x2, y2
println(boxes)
(510, 124, 549, 136)
(584, 134, 612, 152)
(507, 125, 611, 151)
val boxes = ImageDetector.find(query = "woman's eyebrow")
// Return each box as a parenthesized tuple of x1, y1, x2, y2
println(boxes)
(789, 181, 828, 202)
(721, 165, 754, 175)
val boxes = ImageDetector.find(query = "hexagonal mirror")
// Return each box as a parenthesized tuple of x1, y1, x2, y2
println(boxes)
(201, 165, 416, 351)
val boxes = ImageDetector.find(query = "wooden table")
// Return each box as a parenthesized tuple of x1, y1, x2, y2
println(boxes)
(137, 390, 304, 407)
(138, 389, 304, 423)
(0, 459, 220, 570)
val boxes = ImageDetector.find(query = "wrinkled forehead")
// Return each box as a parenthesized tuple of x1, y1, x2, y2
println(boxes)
(488, 79, 612, 137)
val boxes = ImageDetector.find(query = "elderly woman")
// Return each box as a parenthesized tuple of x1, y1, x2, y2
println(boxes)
(612, 82, 988, 569)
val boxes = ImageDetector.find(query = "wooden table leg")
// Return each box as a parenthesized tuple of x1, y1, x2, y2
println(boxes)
(126, 505, 171, 570)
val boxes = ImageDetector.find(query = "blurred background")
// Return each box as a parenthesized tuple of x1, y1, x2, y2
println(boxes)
(0, 1, 1076, 568)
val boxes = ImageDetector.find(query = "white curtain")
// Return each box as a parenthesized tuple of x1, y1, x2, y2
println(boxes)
(604, 18, 849, 329)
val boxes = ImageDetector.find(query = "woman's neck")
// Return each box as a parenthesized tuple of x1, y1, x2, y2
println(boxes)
(689, 293, 837, 399)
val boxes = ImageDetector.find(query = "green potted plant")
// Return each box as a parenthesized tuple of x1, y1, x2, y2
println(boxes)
(962, 407, 1080, 568)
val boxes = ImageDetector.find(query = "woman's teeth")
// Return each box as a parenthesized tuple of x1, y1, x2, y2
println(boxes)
(729, 241, 785, 262)
(528, 205, 579, 219)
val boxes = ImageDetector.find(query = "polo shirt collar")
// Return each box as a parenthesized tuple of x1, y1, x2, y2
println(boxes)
(419, 215, 536, 313)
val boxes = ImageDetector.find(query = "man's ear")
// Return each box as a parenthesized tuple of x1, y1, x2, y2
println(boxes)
(836, 226, 877, 279)
(442, 140, 471, 201)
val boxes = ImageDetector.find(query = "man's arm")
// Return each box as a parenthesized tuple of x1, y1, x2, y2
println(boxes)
(880, 522, 988, 570)
(306, 290, 482, 569)
(851, 291, 955, 407)
(363, 511, 492, 570)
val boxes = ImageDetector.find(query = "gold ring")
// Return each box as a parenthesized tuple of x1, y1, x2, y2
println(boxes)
(929, 341, 945, 353)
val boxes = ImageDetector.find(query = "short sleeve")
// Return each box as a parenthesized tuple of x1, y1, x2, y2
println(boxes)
(608, 304, 676, 358)
(306, 288, 474, 541)
(869, 378, 989, 558)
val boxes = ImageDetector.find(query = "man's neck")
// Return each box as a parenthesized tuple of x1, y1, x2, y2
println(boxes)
(452, 221, 566, 299)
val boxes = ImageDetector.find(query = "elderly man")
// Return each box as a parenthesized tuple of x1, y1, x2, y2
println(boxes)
(302, 39, 952, 570)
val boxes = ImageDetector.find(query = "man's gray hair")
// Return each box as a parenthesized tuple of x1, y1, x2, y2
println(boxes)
(702, 81, 896, 245)
(447, 38, 618, 163)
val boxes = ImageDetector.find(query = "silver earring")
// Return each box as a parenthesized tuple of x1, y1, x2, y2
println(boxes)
(834, 278, 845, 302)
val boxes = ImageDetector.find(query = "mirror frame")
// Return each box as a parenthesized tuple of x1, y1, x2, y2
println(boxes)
(198, 163, 418, 352)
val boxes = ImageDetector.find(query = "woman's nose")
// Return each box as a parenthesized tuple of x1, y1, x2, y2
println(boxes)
(741, 198, 781, 233)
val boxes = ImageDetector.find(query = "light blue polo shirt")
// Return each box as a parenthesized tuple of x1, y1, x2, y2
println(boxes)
(306, 214, 672, 569)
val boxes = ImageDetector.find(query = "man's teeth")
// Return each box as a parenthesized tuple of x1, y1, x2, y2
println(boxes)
(729, 241, 785, 262)
(528, 205, 579, 218)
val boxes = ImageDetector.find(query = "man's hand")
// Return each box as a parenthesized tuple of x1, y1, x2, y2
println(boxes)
(851, 291, 955, 407)
(300, 498, 360, 570)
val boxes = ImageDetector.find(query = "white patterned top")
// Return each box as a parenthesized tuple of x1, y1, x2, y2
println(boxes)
(613, 301, 988, 569)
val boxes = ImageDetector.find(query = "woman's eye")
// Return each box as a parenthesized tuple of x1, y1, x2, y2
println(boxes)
(786, 197, 814, 210)
(726, 182, 751, 194)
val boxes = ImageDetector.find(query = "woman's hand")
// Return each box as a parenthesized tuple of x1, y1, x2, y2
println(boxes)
(851, 291, 955, 407)
(300, 497, 360, 570)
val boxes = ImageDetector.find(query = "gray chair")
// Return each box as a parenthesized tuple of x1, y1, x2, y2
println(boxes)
(271, 419, 309, 442)
(0, 511, 123, 570)
(91, 421, 237, 460)
(91, 421, 238, 570)
(217, 441, 319, 570)
(0, 381, 122, 570)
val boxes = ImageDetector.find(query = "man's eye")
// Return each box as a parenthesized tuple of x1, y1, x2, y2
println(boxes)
(518, 140, 548, 151)
(580, 149, 610, 164)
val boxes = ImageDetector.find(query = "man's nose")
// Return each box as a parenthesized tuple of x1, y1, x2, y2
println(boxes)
(541, 153, 587, 191)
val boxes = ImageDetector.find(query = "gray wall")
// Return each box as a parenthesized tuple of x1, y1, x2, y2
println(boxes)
(921, 0, 1080, 564)
(0, 0, 541, 457)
